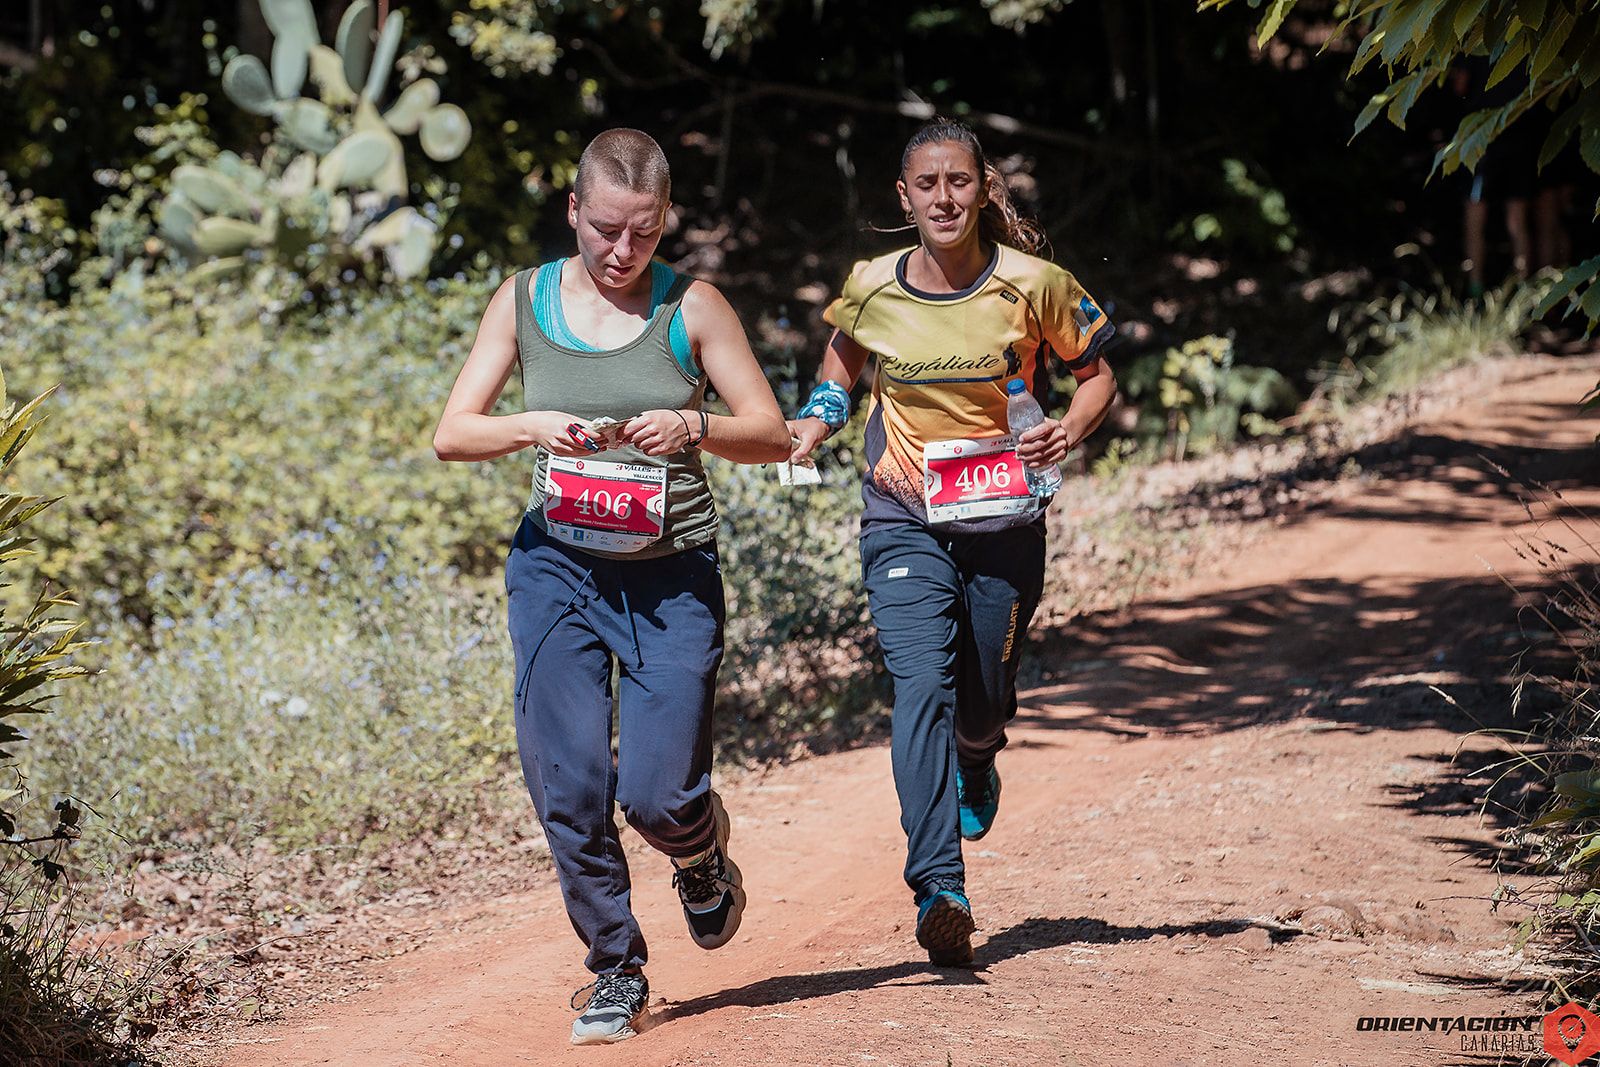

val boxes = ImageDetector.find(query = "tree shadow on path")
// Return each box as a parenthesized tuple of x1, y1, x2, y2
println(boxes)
(1015, 385, 1598, 895)
(1020, 395, 1600, 740)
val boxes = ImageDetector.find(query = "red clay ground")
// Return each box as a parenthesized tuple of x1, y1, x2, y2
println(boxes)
(209, 356, 1600, 1067)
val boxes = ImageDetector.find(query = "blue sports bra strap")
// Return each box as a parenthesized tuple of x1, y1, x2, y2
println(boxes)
(659, 271, 698, 381)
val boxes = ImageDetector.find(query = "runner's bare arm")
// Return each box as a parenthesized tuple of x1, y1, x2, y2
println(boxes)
(433, 277, 590, 461)
(787, 328, 871, 462)
(622, 281, 790, 463)
(1016, 356, 1118, 466)
(1062, 356, 1117, 448)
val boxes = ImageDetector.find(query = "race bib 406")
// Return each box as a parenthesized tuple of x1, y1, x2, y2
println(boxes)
(923, 435, 1034, 525)
(544, 456, 666, 553)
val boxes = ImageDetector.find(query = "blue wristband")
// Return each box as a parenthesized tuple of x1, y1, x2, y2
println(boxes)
(797, 381, 850, 431)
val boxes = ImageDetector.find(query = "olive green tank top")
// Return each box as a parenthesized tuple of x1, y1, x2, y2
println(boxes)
(515, 264, 719, 559)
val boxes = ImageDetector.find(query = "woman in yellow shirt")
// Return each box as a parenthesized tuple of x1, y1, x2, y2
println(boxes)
(789, 118, 1118, 966)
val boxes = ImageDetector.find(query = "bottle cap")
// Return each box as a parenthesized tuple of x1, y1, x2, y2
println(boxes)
(1006, 379, 1025, 394)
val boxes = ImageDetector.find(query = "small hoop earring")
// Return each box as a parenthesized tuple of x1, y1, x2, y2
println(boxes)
(905, 209, 916, 224)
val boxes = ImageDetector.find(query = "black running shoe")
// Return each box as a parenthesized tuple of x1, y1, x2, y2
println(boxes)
(916, 888, 976, 967)
(570, 969, 648, 1044)
(670, 790, 746, 950)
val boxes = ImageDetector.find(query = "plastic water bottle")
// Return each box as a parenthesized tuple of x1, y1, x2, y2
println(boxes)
(1006, 379, 1063, 497)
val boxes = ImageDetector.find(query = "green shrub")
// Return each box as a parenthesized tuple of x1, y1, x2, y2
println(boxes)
(7, 266, 526, 626)
(707, 425, 884, 756)
(1492, 497, 1600, 1002)
(1327, 275, 1549, 402)
(1113, 334, 1298, 461)
(0, 181, 79, 302)
(1168, 157, 1299, 259)
(23, 561, 513, 856)
(0, 371, 93, 869)
(0, 374, 146, 1066)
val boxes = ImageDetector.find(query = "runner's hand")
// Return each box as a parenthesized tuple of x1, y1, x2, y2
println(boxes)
(787, 417, 832, 463)
(621, 409, 693, 456)
(1017, 419, 1070, 467)
(523, 411, 598, 457)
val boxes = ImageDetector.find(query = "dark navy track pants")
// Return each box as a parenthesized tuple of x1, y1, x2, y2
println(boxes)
(505, 517, 724, 974)
(860, 521, 1045, 905)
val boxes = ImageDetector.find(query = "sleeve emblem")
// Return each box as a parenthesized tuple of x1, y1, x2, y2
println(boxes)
(1074, 295, 1103, 334)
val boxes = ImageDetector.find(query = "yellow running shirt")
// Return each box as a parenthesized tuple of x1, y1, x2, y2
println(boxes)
(824, 243, 1114, 533)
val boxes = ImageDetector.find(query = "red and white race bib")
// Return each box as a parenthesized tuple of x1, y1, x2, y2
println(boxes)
(544, 456, 667, 553)
(923, 435, 1034, 525)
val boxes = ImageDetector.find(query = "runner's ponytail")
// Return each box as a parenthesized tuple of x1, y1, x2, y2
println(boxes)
(978, 160, 1045, 255)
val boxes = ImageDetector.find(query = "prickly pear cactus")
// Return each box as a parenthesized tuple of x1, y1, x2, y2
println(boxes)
(159, 0, 472, 281)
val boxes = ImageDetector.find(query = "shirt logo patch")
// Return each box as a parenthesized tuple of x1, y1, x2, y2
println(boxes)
(887, 566, 910, 578)
(1075, 296, 1103, 335)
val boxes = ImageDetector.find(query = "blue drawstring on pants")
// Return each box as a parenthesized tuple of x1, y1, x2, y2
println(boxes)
(618, 584, 643, 670)
(516, 565, 594, 716)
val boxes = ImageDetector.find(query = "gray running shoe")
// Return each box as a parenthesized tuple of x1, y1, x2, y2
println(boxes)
(569, 970, 648, 1045)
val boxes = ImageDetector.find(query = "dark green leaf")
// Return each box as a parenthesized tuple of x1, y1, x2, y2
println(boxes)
(1256, 0, 1298, 42)
(1351, 25, 1390, 74)
(1456, 0, 1491, 40)
(1583, 117, 1600, 174)
(1529, 12, 1575, 82)
(1578, 18, 1600, 86)
(1485, 1, 1517, 51)
(1431, 0, 1470, 53)
(1487, 32, 1532, 88)
(1540, 97, 1584, 168)
(1387, 67, 1438, 129)
(1580, 276, 1600, 321)
(1534, 254, 1600, 316)
(1573, 834, 1600, 868)
(1438, 107, 1501, 174)
(1555, 768, 1600, 800)
(1355, 90, 1390, 137)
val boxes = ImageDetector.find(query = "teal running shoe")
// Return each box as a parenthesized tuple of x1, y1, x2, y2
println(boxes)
(956, 762, 1001, 841)
(916, 888, 976, 966)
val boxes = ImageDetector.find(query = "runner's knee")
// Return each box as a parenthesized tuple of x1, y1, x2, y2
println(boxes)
(617, 786, 707, 849)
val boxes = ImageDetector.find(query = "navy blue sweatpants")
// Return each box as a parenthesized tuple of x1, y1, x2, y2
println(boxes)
(505, 517, 724, 974)
(860, 522, 1045, 905)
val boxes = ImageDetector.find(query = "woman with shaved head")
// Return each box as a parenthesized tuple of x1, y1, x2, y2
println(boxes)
(434, 128, 790, 1044)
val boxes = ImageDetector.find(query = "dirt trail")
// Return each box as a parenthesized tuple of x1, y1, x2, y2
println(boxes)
(217, 356, 1600, 1067)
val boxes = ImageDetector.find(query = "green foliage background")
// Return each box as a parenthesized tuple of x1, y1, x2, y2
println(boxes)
(11, 0, 1584, 359)
(0, 0, 1592, 1039)
(7, 269, 512, 624)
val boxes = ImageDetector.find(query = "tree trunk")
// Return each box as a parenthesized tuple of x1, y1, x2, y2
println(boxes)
(1102, 2, 1131, 116)
(1143, 0, 1164, 213)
